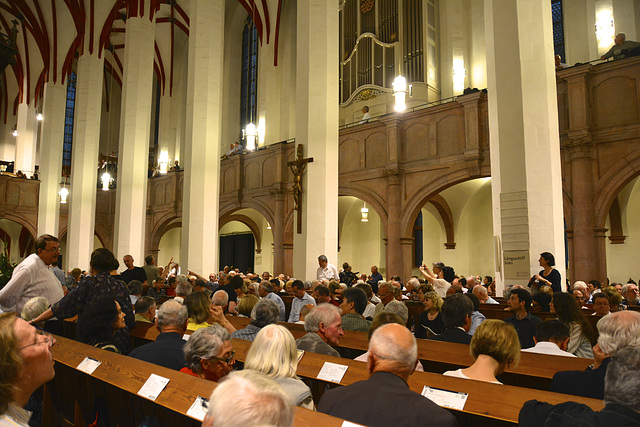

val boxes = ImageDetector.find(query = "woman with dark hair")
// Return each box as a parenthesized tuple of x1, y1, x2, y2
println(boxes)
(529, 252, 561, 293)
(77, 296, 126, 352)
(551, 292, 596, 358)
(532, 292, 551, 312)
(29, 248, 134, 353)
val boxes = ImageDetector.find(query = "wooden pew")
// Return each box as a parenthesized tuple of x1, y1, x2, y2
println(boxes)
(159, 317, 593, 390)
(229, 338, 604, 427)
(45, 335, 345, 427)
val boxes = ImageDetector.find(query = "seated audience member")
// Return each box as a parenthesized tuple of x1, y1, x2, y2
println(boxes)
(466, 293, 486, 335)
(258, 281, 286, 322)
(181, 324, 235, 381)
(0, 313, 56, 426)
(415, 291, 445, 338)
(573, 289, 588, 308)
(237, 294, 259, 317)
(231, 299, 280, 341)
(165, 276, 177, 297)
(173, 281, 192, 304)
(551, 310, 640, 400)
(296, 303, 343, 357)
(192, 279, 212, 298)
(429, 293, 473, 344)
(129, 300, 188, 370)
(297, 304, 314, 324)
(522, 320, 576, 357)
(600, 32, 640, 61)
(592, 292, 611, 316)
(573, 280, 592, 303)
(551, 292, 596, 358)
(203, 370, 293, 427)
(602, 285, 625, 311)
(134, 296, 156, 323)
(128, 280, 143, 305)
(147, 278, 167, 302)
(245, 325, 314, 409)
(473, 284, 498, 304)
(327, 281, 343, 303)
(77, 296, 127, 353)
(531, 291, 551, 312)
(355, 283, 377, 319)
(444, 319, 520, 384)
(520, 347, 640, 427)
(313, 285, 334, 305)
(621, 282, 639, 307)
(288, 280, 316, 323)
(374, 282, 406, 318)
(355, 312, 424, 372)
(318, 323, 456, 427)
(184, 292, 213, 331)
(503, 288, 541, 349)
(29, 248, 135, 353)
(340, 287, 372, 332)
(211, 289, 229, 310)
(21, 296, 49, 323)
(446, 285, 464, 296)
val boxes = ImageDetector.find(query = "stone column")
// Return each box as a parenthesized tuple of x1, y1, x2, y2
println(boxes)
(181, 0, 224, 275)
(67, 54, 104, 271)
(563, 0, 598, 63)
(385, 171, 403, 278)
(14, 101, 37, 175)
(293, 0, 339, 279)
(272, 185, 286, 275)
(485, 0, 566, 291)
(37, 82, 67, 236)
(113, 13, 156, 263)
(400, 237, 414, 284)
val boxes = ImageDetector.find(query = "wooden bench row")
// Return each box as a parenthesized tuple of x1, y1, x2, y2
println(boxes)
(45, 335, 345, 427)
(125, 322, 603, 426)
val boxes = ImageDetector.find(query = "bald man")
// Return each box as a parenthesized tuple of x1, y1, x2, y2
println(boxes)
(318, 323, 456, 427)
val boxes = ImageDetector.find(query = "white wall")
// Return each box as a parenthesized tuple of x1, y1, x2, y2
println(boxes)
(606, 176, 640, 283)
(158, 227, 181, 267)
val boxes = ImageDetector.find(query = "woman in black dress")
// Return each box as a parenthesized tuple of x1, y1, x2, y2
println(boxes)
(414, 290, 445, 338)
(529, 252, 562, 293)
(77, 296, 127, 353)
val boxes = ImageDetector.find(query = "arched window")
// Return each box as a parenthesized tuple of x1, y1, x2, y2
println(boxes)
(551, 0, 565, 62)
(62, 71, 76, 176)
(240, 15, 258, 137)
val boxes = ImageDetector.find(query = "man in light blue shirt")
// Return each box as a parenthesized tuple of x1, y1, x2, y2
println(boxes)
(288, 280, 316, 323)
(259, 281, 286, 322)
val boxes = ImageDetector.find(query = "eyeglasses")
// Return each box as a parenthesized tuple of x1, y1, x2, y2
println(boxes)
(43, 247, 60, 253)
(17, 330, 56, 351)
(211, 351, 235, 364)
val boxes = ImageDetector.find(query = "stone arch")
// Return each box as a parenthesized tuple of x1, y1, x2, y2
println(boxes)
(427, 194, 456, 249)
(594, 151, 640, 228)
(219, 213, 263, 254)
(338, 185, 389, 238)
(149, 213, 182, 253)
(400, 170, 491, 239)
(1, 213, 36, 242)
(219, 199, 275, 228)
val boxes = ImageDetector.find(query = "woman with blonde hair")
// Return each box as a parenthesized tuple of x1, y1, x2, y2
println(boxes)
(414, 291, 444, 338)
(443, 319, 520, 384)
(237, 294, 259, 317)
(245, 324, 314, 409)
(184, 292, 212, 331)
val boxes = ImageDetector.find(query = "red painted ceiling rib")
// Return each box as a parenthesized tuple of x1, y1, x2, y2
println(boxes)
(238, 0, 264, 45)
(260, 0, 270, 43)
(89, 0, 94, 54)
(21, 20, 29, 104)
(274, 0, 281, 66)
(51, 0, 57, 83)
(99, 0, 126, 58)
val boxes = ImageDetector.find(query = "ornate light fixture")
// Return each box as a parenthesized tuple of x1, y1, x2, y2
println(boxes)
(243, 122, 257, 151)
(158, 151, 169, 174)
(361, 203, 369, 222)
(101, 172, 111, 191)
(393, 75, 407, 112)
(59, 186, 69, 203)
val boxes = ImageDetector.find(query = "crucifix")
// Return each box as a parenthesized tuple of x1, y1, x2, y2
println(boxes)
(288, 144, 314, 234)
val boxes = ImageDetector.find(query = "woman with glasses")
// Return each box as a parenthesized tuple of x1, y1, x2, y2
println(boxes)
(181, 324, 235, 382)
(77, 296, 127, 353)
(245, 324, 314, 409)
(0, 312, 56, 426)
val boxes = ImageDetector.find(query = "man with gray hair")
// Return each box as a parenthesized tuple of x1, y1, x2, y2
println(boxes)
(182, 324, 235, 381)
(318, 323, 456, 427)
(129, 300, 189, 370)
(601, 32, 640, 61)
(551, 310, 640, 400)
(374, 282, 408, 324)
(173, 281, 192, 304)
(211, 289, 229, 309)
(621, 283, 639, 307)
(134, 296, 156, 323)
(472, 284, 498, 304)
(520, 347, 640, 426)
(258, 280, 286, 321)
(317, 254, 339, 281)
(296, 303, 343, 357)
(231, 299, 280, 341)
(203, 370, 294, 427)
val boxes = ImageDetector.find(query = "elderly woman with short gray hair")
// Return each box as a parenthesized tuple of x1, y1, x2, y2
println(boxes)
(181, 324, 235, 382)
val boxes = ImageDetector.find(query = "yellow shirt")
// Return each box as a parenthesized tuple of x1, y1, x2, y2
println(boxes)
(187, 319, 212, 331)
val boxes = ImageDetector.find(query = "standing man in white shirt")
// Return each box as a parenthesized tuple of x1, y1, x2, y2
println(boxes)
(316, 255, 339, 281)
(0, 234, 64, 316)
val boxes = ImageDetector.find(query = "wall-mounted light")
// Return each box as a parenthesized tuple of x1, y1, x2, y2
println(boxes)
(101, 172, 111, 191)
(595, 9, 615, 50)
(11, 124, 18, 137)
(243, 122, 257, 151)
(393, 75, 407, 112)
(59, 185, 69, 203)
(36, 111, 43, 121)
(361, 203, 369, 222)
(158, 150, 169, 174)
(453, 58, 466, 94)
(266, 222, 271, 230)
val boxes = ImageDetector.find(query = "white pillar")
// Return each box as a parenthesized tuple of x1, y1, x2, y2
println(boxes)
(113, 14, 156, 263)
(37, 82, 67, 236)
(613, 0, 639, 40)
(485, 0, 566, 292)
(564, 0, 598, 64)
(14, 101, 37, 176)
(439, 0, 465, 98)
(67, 54, 104, 271)
(181, 0, 224, 275)
(293, 1, 339, 280)
(257, 42, 281, 146)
